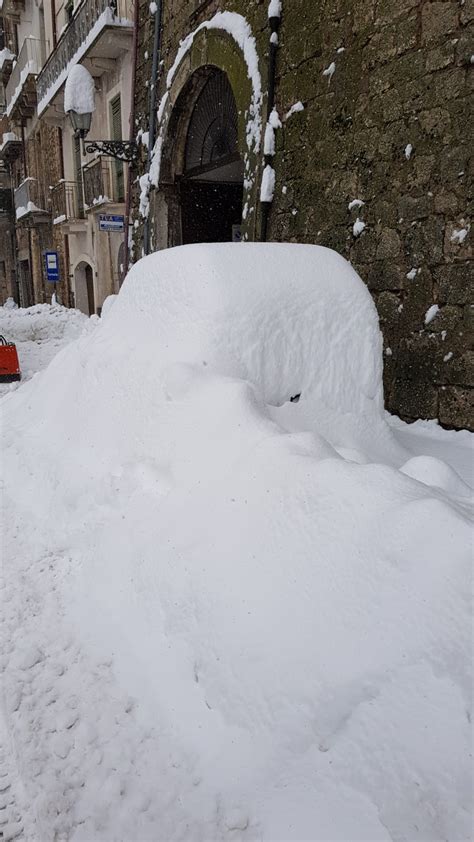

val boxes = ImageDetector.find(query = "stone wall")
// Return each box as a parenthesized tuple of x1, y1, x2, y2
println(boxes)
(0, 223, 16, 303)
(21, 124, 70, 307)
(133, 0, 473, 429)
(0, 165, 16, 303)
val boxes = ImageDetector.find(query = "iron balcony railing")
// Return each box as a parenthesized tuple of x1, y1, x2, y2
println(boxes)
(14, 177, 48, 220)
(83, 158, 114, 208)
(36, 0, 130, 109)
(50, 179, 84, 222)
(5, 36, 46, 113)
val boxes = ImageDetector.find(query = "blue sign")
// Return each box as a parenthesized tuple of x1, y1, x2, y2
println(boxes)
(45, 251, 59, 283)
(99, 214, 124, 232)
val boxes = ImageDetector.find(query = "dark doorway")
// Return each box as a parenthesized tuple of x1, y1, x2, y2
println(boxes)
(74, 261, 95, 315)
(19, 259, 33, 308)
(181, 182, 242, 244)
(179, 69, 244, 245)
(85, 264, 94, 315)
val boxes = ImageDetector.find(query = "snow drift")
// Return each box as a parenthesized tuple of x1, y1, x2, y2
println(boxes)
(0, 301, 88, 396)
(1, 244, 472, 841)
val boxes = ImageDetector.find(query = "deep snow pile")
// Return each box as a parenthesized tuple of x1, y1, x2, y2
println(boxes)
(0, 300, 89, 396)
(1, 244, 472, 841)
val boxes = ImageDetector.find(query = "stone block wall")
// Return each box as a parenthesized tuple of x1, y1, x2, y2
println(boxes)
(0, 223, 16, 302)
(132, 0, 473, 429)
(24, 124, 70, 307)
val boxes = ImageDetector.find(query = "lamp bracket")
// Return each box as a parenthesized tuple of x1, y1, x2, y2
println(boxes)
(83, 139, 138, 163)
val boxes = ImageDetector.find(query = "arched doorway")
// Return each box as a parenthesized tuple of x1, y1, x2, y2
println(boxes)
(74, 261, 95, 315)
(165, 68, 244, 245)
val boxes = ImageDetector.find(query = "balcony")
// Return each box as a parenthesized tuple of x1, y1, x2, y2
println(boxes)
(5, 37, 46, 121)
(14, 177, 50, 225)
(50, 179, 86, 230)
(37, 0, 133, 118)
(0, 46, 15, 85)
(0, 117, 21, 162)
(83, 158, 124, 209)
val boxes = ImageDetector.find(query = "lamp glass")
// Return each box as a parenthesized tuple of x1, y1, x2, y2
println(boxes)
(68, 110, 92, 138)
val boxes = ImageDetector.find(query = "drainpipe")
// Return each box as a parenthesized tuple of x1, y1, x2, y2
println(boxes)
(51, 0, 57, 48)
(20, 122, 35, 305)
(58, 126, 68, 306)
(9, 161, 20, 304)
(143, 0, 163, 256)
(260, 6, 281, 243)
(123, 0, 140, 277)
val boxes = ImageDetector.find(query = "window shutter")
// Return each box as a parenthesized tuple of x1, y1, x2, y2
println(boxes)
(110, 95, 124, 201)
(111, 95, 122, 141)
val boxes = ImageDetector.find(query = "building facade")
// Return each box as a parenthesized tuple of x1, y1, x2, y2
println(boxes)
(0, 0, 134, 314)
(131, 0, 473, 430)
(0, 0, 472, 429)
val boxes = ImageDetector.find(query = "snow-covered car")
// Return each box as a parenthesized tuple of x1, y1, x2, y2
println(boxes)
(1, 243, 472, 841)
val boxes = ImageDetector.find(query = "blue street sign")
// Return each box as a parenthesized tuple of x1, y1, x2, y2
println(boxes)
(99, 214, 124, 232)
(45, 251, 59, 283)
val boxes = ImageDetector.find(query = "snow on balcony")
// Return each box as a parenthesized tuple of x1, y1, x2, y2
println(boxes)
(14, 177, 49, 223)
(5, 37, 45, 119)
(0, 47, 15, 72)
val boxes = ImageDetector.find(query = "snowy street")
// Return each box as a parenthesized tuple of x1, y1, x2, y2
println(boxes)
(1, 244, 472, 841)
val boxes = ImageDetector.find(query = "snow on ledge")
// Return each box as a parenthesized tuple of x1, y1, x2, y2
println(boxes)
(0, 131, 19, 150)
(16, 201, 46, 220)
(260, 164, 275, 202)
(0, 47, 15, 71)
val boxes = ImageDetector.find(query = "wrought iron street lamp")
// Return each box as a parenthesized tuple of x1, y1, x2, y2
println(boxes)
(67, 109, 138, 164)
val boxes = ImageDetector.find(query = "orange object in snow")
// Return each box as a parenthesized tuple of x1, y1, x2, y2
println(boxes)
(0, 335, 21, 382)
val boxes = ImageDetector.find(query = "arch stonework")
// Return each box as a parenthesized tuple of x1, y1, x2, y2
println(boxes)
(149, 26, 263, 249)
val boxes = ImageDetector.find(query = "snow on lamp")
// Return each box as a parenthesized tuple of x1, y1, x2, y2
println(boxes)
(64, 62, 137, 163)
(64, 64, 95, 139)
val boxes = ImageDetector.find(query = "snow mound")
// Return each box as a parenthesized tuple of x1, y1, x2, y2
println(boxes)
(2, 244, 472, 841)
(401, 454, 471, 497)
(0, 301, 89, 394)
(108, 243, 386, 451)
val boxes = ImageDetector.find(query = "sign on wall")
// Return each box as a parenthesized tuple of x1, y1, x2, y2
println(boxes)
(99, 214, 125, 233)
(44, 251, 59, 283)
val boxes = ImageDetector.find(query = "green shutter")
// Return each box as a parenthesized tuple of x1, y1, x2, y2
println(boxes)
(110, 95, 124, 202)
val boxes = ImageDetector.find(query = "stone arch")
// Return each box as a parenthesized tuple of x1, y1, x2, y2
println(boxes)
(151, 25, 262, 247)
